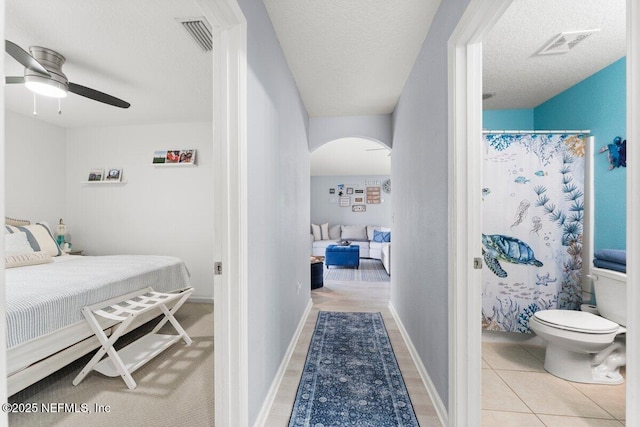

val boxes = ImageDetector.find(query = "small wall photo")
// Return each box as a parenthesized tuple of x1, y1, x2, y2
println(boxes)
(106, 168, 123, 181)
(152, 149, 197, 165)
(88, 169, 104, 181)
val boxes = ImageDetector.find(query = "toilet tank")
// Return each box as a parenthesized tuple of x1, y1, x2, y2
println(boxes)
(589, 267, 627, 326)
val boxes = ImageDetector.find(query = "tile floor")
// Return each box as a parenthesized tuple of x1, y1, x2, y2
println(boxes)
(482, 342, 626, 426)
(261, 268, 627, 426)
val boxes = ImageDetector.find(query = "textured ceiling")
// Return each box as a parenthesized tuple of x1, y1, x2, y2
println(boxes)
(4, 0, 212, 128)
(483, 0, 626, 110)
(311, 138, 390, 176)
(263, 0, 441, 117)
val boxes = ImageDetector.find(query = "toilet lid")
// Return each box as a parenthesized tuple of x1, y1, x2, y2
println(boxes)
(534, 310, 619, 333)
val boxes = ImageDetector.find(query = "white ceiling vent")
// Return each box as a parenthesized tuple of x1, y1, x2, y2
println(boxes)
(537, 30, 600, 55)
(177, 17, 212, 52)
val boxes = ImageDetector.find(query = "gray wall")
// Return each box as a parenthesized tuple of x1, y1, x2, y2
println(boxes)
(391, 0, 470, 411)
(238, 0, 311, 424)
(310, 175, 392, 227)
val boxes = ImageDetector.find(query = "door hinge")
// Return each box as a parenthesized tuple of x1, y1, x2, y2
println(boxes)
(214, 262, 223, 275)
(473, 257, 483, 269)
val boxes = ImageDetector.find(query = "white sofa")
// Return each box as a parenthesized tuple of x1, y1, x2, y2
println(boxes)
(310, 224, 391, 275)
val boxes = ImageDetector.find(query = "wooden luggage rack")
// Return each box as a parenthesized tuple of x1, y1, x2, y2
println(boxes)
(73, 286, 193, 390)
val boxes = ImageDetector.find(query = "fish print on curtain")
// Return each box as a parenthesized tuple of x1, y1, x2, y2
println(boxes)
(482, 133, 586, 333)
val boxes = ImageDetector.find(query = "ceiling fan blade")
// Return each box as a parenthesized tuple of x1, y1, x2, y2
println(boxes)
(68, 82, 130, 108)
(5, 40, 51, 77)
(6, 76, 25, 84)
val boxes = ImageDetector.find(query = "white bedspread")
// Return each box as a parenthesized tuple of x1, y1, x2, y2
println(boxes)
(5, 255, 191, 349)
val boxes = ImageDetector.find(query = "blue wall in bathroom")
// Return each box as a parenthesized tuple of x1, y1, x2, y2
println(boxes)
(483, 58, 627, 251)
(483, 108, 534, 130)
(534, 58, 626, 251)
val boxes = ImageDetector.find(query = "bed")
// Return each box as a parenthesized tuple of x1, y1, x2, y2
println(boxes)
(4, 219, 191, 395)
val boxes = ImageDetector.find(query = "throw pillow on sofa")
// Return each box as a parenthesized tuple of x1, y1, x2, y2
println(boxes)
(311, 224, 322, 241)
(341, 225, 367, 241)
(372, 230, 391, 243)
(311, 223, 331, 240)
(320, 223, 329, 240)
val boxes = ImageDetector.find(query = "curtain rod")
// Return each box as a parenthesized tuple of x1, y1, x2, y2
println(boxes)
(482, 130, 591, 135)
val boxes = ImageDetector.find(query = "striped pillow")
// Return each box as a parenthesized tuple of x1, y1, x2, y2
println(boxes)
(5, 232, 34, 254)
(5, 217, 30, 226)
(4, 223, 62, 257)
(5, 251, 52, 269)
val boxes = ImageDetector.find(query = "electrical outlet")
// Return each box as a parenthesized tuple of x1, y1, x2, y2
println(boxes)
(296, 281, 302, 294)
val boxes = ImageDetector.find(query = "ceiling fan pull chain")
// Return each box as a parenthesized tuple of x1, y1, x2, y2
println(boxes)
(33, 93, 37, 116)
(58, 98, 62, 115)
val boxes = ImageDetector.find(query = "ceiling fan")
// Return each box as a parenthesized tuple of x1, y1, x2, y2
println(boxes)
(4, 40, 130, 109)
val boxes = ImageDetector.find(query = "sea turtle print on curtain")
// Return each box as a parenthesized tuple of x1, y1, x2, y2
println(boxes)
(482, 133, 585, 333)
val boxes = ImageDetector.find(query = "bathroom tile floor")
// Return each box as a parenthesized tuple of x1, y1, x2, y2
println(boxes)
(482, 342, 626, 426)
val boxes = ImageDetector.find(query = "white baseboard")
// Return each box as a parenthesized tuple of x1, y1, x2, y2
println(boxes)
(388, 302, 447, 426)
(253, 298, 313, 427)
(187, 296, 214, 304)
(482, 329, 544, 346)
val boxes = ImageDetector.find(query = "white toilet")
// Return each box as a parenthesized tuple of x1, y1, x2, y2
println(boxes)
(529, 267, 627, 384)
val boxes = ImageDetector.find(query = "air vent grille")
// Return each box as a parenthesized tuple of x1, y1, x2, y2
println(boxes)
(537, 30, 600, 56)
(178, 17, 212, 52)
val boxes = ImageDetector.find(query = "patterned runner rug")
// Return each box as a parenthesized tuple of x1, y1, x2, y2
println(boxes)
(324, 259, 390, 282)
(289, 312, 418, 427)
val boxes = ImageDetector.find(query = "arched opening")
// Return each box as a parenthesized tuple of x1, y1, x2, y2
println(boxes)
(309, 136, 392, 300)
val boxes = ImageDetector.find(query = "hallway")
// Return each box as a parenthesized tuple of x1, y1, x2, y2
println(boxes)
(264, 276, 442, 425)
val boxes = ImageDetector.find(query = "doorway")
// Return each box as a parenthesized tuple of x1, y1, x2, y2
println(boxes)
(449, 0, 639, 425)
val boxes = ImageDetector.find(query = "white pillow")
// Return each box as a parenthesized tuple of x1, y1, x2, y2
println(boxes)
(328, 225, 341, 240)
(311, 224, 322, 241)
(341, 225, 368, 241)
(320, 223, 329, 240)
(5, 251, 52, 269)
(367, 226, 382, 241)
(5, 232, 35, 255)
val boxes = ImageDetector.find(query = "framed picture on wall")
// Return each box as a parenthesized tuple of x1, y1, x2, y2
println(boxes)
(355, 189, 364, 194)
(88, 169, 104, 181)
(352, 205, 366, 212)
(339, 197, 350, 207)
(354, 197, 364, 203)
(329, 188, 335, 194)
(106, 168, 123, 181)
(153, 149, 197, 166)
(346, 188, 353, 194)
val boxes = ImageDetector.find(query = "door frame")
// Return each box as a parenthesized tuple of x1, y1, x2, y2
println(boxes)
(448, 0, 639, 425)
(197, 0, 249, 426)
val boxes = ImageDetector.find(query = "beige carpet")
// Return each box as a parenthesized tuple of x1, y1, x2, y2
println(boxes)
(9, 302, 214, 427)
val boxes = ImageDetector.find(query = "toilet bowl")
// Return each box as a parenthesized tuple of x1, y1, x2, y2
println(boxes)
(529, 309, 626, 384)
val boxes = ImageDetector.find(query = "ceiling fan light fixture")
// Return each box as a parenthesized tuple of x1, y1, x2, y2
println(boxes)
(24, 76, 68, 98)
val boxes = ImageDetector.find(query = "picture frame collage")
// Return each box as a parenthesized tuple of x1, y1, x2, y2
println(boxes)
(329, 182, 382, 212)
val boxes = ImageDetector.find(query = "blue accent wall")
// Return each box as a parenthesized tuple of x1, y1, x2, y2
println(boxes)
(483, 108, 534, 130)
(535, 58, 626, 251)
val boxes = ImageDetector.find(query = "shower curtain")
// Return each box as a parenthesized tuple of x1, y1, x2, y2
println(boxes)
(482, 133, 586, 333)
